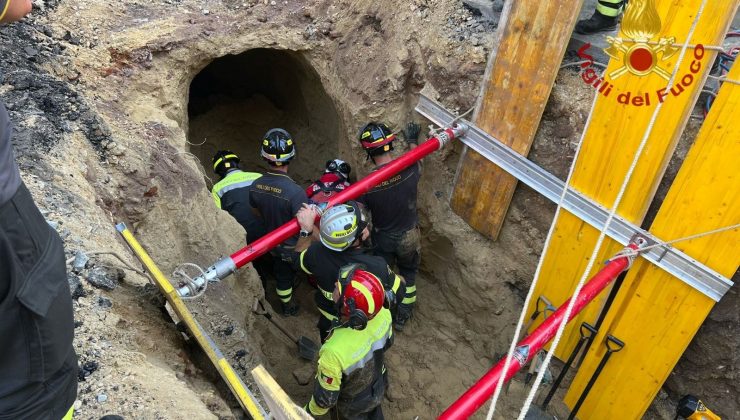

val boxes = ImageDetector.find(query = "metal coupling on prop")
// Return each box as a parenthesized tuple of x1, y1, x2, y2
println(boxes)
(177, 256, 236, 297)
(436, 122, 469, 148)
(512, 344, 530, 366)
(451, 122, 469, 138)
(608, 233, 653, 269)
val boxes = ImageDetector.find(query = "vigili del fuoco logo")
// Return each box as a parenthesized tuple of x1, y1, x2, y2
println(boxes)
(577, 0, 705, 106)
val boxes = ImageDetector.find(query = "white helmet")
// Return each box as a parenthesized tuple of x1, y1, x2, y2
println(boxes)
(319, 202, 367, 251)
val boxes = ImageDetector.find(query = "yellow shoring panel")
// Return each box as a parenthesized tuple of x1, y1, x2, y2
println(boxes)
(525, 0, 739, 360)
(116, 223, 267, 420)
(563, 59, 740, 419)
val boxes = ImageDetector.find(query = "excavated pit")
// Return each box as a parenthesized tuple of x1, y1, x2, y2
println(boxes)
(21, 1, 733, 417)
(187, 48, 346, 184)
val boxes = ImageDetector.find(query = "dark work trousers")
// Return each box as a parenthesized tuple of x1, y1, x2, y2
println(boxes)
(270, 246, 298, 305)
(372, 227, 420, 317)
(0, 183, 77, 420)
(336, 371, 387, 420)
(318, 315, 334, 343)
(245, 226, 273, 290)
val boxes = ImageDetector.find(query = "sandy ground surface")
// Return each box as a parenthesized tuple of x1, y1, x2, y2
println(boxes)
(1, 0, 737, 419)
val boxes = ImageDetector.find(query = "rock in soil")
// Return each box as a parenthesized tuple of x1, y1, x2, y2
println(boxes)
(85, 266, 123, 291)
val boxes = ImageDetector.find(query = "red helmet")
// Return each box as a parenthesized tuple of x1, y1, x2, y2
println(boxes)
(336, 265, 385, 330)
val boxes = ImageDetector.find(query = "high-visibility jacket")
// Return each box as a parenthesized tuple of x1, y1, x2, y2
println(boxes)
(307, 308, 393, 417)
(211, 169, 263, 235)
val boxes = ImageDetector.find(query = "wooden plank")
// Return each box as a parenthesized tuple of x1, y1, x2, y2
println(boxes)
(563, 58, 740, 420)
(450, 0, 584, 240)
(525, 0, 738, 361)
(252, 365, 313, 420)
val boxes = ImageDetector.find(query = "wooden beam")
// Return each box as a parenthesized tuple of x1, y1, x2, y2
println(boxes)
(252, 365, 313, 420)
(564, 55, 740, 420)
(525, 0, 738, 361)
(450, 0, 584, 240)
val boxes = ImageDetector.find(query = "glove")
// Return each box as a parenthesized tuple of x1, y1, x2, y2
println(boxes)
(384, 290, 397, 309)
(403, 122, 421, 145)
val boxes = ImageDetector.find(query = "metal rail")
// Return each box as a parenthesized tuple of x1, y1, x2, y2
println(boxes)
(415, 95, 732, 302)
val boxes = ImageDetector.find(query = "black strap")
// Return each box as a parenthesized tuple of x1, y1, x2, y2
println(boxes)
(317, 177, 347, 195)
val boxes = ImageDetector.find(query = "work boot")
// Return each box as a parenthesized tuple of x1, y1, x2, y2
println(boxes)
(575, 10, 618, 35)
(282, 300, 299, 317)
(394, 304, 413, 332)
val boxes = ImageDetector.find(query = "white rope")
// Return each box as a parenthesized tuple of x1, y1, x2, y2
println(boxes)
(483, 55, 604, 420)
(174, 151, 215, 187)
(609, 222, 740, 262)
(560, 60, 608, 69)
(707, 74, 740, 86)
(644, 40, 725, 52)
(174, 262, 209, 300)
(517, 1, 708, 418)
(185, 136, 208, 146)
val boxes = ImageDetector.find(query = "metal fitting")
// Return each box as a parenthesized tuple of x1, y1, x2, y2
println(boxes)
(513, 344, 530, 366)
(177, 256, 236, 297)
(436, 123, 469, 149)
(451, 122, 469, 139)
(621, 232, 653, 268)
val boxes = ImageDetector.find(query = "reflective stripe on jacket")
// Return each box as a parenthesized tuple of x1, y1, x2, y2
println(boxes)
(308, 308, 393, 416)
(211, 170, 261, 209)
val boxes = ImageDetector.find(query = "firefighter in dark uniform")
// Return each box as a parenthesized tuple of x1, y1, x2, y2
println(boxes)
(249, 128, 309, 316)
(357, 122, 421, 330)
(305, 158, 352, 204)
(294, 202, 403, 342)
(210, 150, 272, 286)
(1, 2, 78, 419)
(305, 266, 393, 420)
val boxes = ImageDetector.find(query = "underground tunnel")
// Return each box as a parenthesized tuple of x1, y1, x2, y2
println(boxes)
(187, 48, 346, 186)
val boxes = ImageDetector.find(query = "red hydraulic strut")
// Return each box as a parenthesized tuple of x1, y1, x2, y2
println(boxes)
(177, 123, 468, 296)
(438, 243, 640, 420)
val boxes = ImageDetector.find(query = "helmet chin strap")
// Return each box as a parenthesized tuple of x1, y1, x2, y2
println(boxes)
(330, 318, 350, 331)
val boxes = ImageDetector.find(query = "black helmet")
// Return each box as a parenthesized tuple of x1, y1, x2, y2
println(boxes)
(358, 122, 395, 157)
(261, 128, 296, 166)
(212, 150, 240, 178)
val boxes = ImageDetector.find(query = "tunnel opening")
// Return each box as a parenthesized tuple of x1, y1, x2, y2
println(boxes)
(187, 48, 345, 186)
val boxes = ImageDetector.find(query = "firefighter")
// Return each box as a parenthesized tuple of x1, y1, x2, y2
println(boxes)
(210, 150, 272, 287)
(305, 158, 352, 204)
(1, 2, 78, 419)
(305, 266, 392, 420)
(294, 202, 403, 342)
(249, 128, 309, 316)
(357, 121, 421, 331)
(575, 0, 625, 34)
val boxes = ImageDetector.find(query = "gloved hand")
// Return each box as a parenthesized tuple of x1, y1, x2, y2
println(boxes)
(403, 122, 421, 145)
(384, 290, 397, 309)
